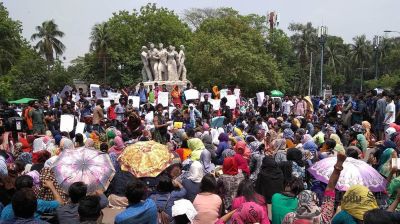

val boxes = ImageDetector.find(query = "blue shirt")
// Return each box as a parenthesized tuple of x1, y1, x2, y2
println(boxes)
(0, 200, 59, 221)
(114, 199, 157, 224)
(137, 88, 147, 103)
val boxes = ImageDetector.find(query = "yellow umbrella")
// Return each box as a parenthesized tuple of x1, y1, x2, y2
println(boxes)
(119, 141, 174, 177)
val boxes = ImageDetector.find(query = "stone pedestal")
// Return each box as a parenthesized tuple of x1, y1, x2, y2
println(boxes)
(137, 80, 191, 91)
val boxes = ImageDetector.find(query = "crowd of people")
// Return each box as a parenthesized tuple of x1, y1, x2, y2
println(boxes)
(0, 82, 400, 224)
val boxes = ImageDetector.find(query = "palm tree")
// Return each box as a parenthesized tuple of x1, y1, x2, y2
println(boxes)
(90, 23, 111, 84)
(350, 35, 372, 69)
(325, 36, 345, 75)
(31, 20, 65, 63)
(289, 22, 318, 65)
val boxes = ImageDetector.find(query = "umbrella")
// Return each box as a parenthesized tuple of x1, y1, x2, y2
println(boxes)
(51, 147, 115, 193)
(119, 141, 174, 178)
(270, 90, 284, 97)
(308, 157, 387, 192)
(9, 98, 37, 104)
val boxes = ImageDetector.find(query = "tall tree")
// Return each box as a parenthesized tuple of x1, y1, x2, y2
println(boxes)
(350, 35, 372, 69)
(0, 3, 23, 75)
(31, 20, 65, 63)
(90, 23, 111, 84)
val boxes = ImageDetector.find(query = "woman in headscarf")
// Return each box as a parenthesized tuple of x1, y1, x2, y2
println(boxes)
(187, 137, 205, 161)
(218, 157, 245, 210)
(171, 85, 182, 107)
(362, 121, 375, 147)
(271, 139, 287, 163)
(249, 143, 266, 183)
(332, 185, 378, 224)
(216, 133, 230, 165)
(84, 138, 95, 149)
(330, 134, 345, 154)
(199, 149, 215, 174)
(256, 156, 284, 204)
(201, 133, 216, 160)
(286, 148, 305, 179)
(233, 141, 250, 176)
(182, 161, 204, 202)
(216, 201, 270, 224)
(176, 140, 192, 161)
(378, 147, 396, 177)
(108, 136, 125, 156)
(283, 153, 346, 224)
(212, 86, 220, 99)
(283, 128, 295, 148)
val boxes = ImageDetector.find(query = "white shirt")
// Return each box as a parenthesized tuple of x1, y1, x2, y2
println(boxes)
(282, 100, 294, 115)
(385, 101, 396, 124)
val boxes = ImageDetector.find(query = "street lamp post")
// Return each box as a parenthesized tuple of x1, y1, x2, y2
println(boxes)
(373, 35, 382, 80)
(384, 30, 400, 34)
(318, 26, 327, 96)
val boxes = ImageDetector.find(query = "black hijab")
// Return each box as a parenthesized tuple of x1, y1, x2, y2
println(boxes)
(255, 156, 284, 203)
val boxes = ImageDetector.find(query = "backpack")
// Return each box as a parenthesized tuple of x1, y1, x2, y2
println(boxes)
(156, 194, 171, 224)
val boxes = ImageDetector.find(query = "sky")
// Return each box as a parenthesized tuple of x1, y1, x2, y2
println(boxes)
(3, 0, 400, 65)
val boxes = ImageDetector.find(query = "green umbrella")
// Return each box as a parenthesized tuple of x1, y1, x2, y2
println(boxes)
(270, 90, 284, 97)
(9, 98, 37, 104)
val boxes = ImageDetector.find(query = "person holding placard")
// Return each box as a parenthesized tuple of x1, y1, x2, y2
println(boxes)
(153, 104, 171, 144)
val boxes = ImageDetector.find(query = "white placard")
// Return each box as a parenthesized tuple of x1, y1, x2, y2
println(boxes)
(234, 89, 241, 99)
(209, 99, 221, 111)
(226, 95, 237, 109)
(256, 92, 265, 106)
(169, 106, 176, 119)
(60, 85, 73, 98)
(103, 98, 111, 109)
(60, 114, 75, 132)
(75, 122, 85, 135)
(145, 111, 154, 124)
(184, 89, 200, 100)
(220, 89, 228, 99)
(158, 92, 169, 107)
(200, 93, 212, 102)
(90, 84, 102, 98)
(128, 96, 140, 108)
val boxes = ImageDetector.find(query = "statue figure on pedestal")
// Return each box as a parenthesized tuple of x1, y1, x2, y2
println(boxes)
(140, 46, 153, 81)
(157, 43, 168, 81)
(149, 43, 160, 81)
(178, 45, 187, 81)
(167, 45, 179, 81)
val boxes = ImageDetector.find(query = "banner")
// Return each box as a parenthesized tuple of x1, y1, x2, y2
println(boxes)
(128, 96, 140, 108)
(60, 114, 75, 132)
(226, 95, 237, 109)
(89, 84, 102, 98)
(158, 92, 169, 107)
(200, 93, 212, 102)
(256, 92, 265, 106)
(184, 89, 200, 100)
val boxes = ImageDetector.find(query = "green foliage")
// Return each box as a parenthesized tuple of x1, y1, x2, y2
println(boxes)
(0, 3, 23, 75)
(364, 72, 400, 89)
(187, 13, 285, 95)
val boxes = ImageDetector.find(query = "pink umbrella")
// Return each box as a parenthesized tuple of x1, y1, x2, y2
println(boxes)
(51, 147, 115, 193)
(308, 157, 387, 192)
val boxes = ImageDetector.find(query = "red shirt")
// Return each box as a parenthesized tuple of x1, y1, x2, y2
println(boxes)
(107, 105, 117, 120)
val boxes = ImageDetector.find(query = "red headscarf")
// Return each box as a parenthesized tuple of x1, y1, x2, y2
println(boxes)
(223, 157, 238, 175)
